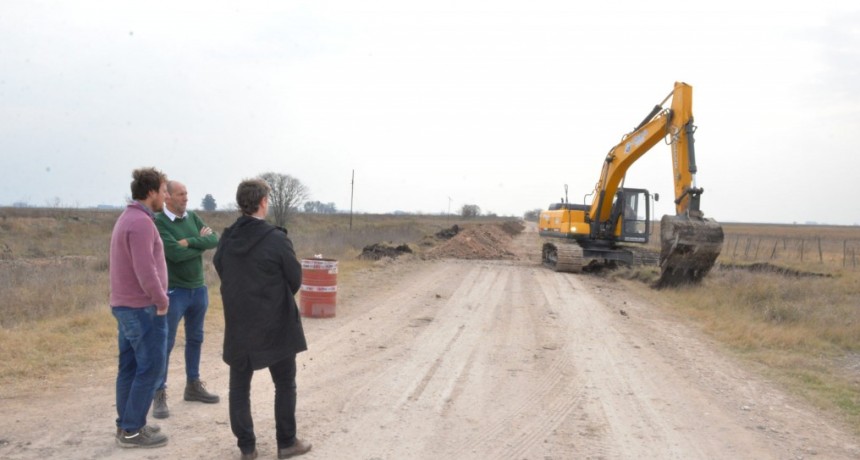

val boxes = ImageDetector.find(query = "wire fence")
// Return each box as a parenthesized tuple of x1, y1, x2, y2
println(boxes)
(725, 235, 859, 269)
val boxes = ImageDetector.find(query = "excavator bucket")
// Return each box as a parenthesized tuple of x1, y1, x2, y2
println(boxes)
(658, 214, 724, 287)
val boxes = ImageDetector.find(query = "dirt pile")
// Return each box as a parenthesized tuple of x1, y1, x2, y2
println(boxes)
(719, 262, 831, 277)
(425, 222, 521, 260)
(435, 224, 460, 239)
(498, 220, 526, 236)
(359, 243, 413, 260)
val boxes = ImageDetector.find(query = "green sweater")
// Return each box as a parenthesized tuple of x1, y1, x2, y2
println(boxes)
(154, 211, 219, 289)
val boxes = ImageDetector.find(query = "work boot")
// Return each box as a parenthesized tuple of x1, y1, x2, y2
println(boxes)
(116, 424, 161, 437)
(151, 389, 169, 419)
(278, 439, 312, 459)
(116, 427, 168, 448)
(184, 380, 220, 403)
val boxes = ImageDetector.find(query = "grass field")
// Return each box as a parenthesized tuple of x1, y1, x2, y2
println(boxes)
(2, 208, 859, 432)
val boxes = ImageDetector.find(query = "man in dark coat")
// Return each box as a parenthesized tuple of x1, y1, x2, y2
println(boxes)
(214, 178, 312, 460)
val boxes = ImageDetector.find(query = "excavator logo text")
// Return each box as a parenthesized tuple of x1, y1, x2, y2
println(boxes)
(671, 134, 680, 180)
(624, 130, 648, 154)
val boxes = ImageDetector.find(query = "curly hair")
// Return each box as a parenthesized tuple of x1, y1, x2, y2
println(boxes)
(236, 179, 271, 215)
(130, 167, 167, 200)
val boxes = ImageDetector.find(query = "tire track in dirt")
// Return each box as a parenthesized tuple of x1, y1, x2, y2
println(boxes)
(448, 352, 584, 459)
(551, 272, 724, 459)
(394, 264, 505, 409)
(297, 260, 508, 458)
(296, 260, 464, 448)
(306, 265, 453, 414)
(301, 259, 588, 459)
(437, 264, 588, 459)
(403, 323, 466, 404)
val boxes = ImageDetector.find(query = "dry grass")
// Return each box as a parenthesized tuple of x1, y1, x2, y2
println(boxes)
(0, 257, 109, 327)
(0, 210, 115, 328)
(0, 310, 117, 396)
(0, 209, 116, 258)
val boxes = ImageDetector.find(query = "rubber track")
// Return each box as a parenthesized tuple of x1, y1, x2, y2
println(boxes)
(553, 244, 584, 273)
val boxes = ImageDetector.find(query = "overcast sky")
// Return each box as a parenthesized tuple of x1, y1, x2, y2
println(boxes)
(2, 1, 858, 224)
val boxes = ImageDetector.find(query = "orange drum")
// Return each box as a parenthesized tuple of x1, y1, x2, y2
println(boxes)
(300, 258, 337, 318)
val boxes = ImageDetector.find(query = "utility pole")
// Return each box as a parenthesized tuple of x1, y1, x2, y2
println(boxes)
(349, 169, 354, 230)
(447, 196, 452, 223)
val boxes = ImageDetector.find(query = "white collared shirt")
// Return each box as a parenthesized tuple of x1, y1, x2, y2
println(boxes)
(163, 207, 188, 222)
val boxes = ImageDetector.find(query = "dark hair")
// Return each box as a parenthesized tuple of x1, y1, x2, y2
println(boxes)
(236, 179, 271, 215)
(130, 167, 167, 200)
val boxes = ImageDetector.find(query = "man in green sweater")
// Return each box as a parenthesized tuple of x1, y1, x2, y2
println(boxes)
(152, 180, 220, 419)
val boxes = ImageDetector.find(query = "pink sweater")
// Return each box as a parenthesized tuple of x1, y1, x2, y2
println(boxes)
(109, 202, 169, 312)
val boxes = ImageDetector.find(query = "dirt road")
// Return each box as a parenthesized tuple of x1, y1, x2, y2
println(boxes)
(1, 224, 858, 459)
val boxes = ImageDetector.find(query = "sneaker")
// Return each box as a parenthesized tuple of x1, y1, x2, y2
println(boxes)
(240, 450, 258, 460)
(152, 389, 169, 419)
(116, 427, 168, 448)
(184, 380, 220, 404)
(116, 424, 161, 437)
(277, 439, 312, 459)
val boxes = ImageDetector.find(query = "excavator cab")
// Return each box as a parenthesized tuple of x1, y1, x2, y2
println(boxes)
(613, 188, 651, 244)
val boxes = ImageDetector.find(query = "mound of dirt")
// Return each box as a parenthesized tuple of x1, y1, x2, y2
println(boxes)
(499, 220, 526, 236)
(359, 243, 413, 260)
(425, 222, 519, 260)
(435, 224, 460, 239)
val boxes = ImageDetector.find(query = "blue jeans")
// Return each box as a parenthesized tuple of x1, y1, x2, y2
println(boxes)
(157, 286, 209, 390)
(113, 305, 167, 432)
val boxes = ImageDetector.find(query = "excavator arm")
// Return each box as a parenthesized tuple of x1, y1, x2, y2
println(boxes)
(589, 82, 699, 227)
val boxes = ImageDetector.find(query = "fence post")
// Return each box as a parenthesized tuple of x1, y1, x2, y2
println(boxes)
(818, 237, 823, 263)
(754, 238, 761, 259)
(771, 240, 778, 260)
(744, 238, 752, 259)
(800, 239, 804, 262)
(732, 237, 739, 259)
(844, 240, 847, 268)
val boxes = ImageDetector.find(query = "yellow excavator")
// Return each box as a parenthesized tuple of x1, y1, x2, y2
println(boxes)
(539, 81, 723, 287)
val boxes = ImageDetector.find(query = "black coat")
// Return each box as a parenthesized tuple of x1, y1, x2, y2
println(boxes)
(214, 215, 307, 369)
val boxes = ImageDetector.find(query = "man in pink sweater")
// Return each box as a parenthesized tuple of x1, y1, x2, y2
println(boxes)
(109, 167, 171, 449)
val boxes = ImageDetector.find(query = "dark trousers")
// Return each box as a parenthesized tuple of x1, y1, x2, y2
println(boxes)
(229, 355, 298, 454)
